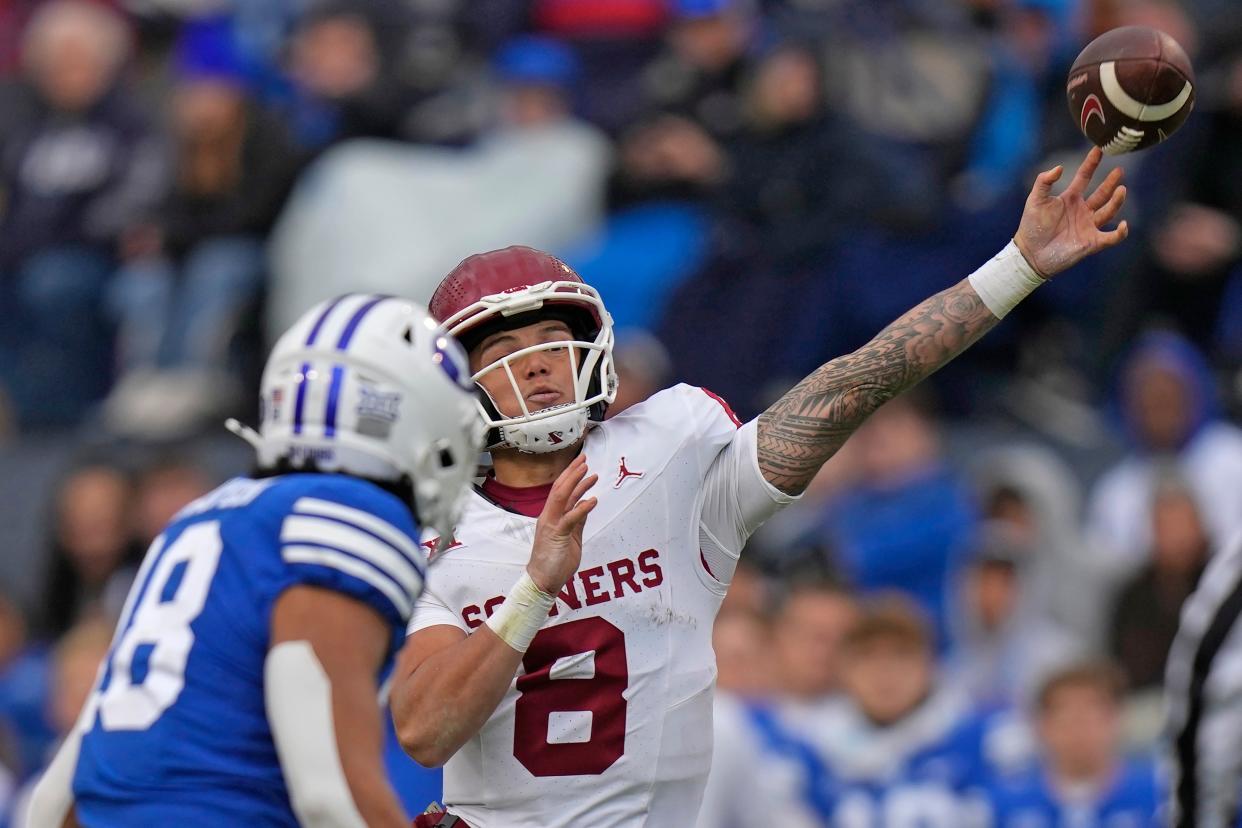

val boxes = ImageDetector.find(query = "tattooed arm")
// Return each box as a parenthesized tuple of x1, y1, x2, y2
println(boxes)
(757, 147, 1130, 495)
(757, 280, 998, 493)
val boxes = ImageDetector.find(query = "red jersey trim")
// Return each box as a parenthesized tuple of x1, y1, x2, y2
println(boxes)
(700, 387, 742, 428)
(699, 549, 719, 582)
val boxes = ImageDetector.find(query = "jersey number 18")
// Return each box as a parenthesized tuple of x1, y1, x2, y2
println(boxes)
(94, 521, 224, 731)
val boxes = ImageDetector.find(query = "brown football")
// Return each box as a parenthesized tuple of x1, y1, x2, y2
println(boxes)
(1066, 26, 1195, 155)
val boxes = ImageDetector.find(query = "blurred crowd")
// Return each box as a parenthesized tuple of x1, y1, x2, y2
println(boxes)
(1, 0, 1242, 824)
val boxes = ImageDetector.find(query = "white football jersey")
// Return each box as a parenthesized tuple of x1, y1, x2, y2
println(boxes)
(409, 384, 795, 828)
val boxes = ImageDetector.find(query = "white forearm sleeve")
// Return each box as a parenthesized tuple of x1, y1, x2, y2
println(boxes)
(24, 729, 81, 828)
(265, 641, 367, 828)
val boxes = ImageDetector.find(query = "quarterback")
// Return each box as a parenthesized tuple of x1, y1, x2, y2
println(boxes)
(27, 296, 482, 827)
(392, 148, 1129, 827)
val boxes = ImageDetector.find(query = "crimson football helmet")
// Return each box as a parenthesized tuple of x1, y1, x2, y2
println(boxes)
(430, 246, 617, 454)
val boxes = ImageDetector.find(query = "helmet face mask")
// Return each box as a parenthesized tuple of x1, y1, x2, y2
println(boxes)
(251, 294, 485, 541)
(430, 248, 618, 455)
(469, 320, 616, 453)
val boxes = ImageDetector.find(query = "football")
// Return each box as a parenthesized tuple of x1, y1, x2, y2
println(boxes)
(1066, 25, 1195, 155)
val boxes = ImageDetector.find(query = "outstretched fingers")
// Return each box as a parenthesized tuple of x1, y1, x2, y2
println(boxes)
(564, 467, 599, 530)
(543, 454, 598, 532)
(568, 472, 599, 508)
(546, 455, 589, 515)
(1094, 184, 1127, 227)
(1031, 164, 1064, 200)
(563, 493, 599, 533)
(1095, 219, 1130, 249)
(1065, 146, 1104, 197)
(1085, 166, 1124, 211)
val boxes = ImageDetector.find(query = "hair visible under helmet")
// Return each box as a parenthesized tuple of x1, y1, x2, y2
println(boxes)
(430, 246, 618, 454)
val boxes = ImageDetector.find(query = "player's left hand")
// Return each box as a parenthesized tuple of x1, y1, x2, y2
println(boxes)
(1013, 146, 1129, 278)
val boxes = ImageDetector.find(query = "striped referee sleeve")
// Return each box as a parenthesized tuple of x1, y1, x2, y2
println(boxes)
(280, 497, 427, 623)
(1166, 537, 1242, 828)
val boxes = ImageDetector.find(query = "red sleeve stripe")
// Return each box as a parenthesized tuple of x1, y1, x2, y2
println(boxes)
(701, 388, 742, 428)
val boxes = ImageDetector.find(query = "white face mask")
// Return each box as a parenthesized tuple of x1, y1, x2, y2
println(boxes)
(494, 403, 592, 454)
(448, 283, 617, 454)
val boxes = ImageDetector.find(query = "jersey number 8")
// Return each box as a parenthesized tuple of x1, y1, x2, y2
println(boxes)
(513, 616, 628, 776)
(97, 521, 223, 731)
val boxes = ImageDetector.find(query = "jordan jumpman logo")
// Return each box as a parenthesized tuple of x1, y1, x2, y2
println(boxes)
(614, 456, 644, 488)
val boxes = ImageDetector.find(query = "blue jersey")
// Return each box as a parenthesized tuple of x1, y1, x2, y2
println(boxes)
(986, 758, 1161, 828)
(72, 474, 425, 827)
(824, 713, 1002, 828)
(746, 693, 1027, 827)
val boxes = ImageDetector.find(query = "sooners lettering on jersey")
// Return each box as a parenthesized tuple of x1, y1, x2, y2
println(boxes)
(410, 385, 745, 828)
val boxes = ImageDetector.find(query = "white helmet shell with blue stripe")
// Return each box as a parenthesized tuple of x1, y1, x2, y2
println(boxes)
(255, 294, 484, 543)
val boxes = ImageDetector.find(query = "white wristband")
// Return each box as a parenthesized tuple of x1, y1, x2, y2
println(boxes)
(485, 571, 556, 652)
(967, 241, 1045, 319)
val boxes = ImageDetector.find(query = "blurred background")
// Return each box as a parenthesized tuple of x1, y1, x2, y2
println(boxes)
(0, 0, 1240, 823)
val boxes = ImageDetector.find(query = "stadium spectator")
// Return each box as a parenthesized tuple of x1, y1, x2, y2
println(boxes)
(282, 1, 407, 151)
(43, 617, 110, 754)
(129, 456, 214, 548)
(530, 0, 666, 133)
(725, 597, 1030, 825)
(804, 394, 978, 645)
(945, 523, 1085, 708)
(104, 22, 300, 438)
(985, 661, 1160, 826)
(955, 0, 1069, 207)
(0, 1, 166, 429)
(1086, 331, 1242, 581)
(971, 444, 1105, 652)
(493, 35, 578, 129)
(0, 593, 51, 781)
(8, 617, 115, 828)
(1168, 37, 1242, 361)
(713, 608, 777, 700)
(1110, 473, 1209, 692)
(610, 113, 725, 208)
(37, 463, 139, 639)
(643, 0, 755, 139)
(697, 607, 792, 828)
(771, 578, 858, 703)
(697, 607, 787, 828)
(718, 43, 935, 273)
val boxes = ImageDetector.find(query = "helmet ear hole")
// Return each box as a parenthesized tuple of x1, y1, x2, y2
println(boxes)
(403, 326, 414, 344)
(438, 447, 456, 468)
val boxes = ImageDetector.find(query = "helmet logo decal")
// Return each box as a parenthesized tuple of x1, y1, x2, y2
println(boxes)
(356, 386, 402, 439)
(548, 431, 564, 445)
(269, 387, 284, 421)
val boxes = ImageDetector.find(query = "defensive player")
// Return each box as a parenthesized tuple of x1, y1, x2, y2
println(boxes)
(27, 295, 484, 827)
(392, 147, 1129, 827)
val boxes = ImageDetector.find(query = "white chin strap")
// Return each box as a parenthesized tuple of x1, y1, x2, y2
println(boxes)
(498, 405, 590, 454)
